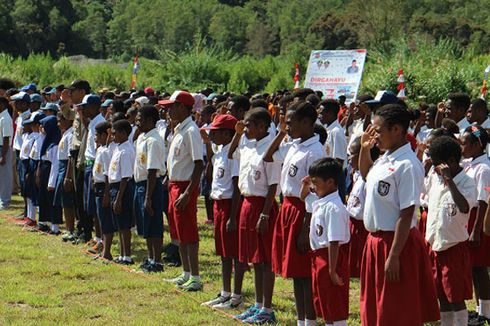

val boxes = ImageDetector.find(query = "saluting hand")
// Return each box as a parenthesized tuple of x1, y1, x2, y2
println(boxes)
(361, 125, 376, 150)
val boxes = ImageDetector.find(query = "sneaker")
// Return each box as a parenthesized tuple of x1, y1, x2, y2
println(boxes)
(146, 262, 164, 273)
(243, 309, 277, 324)
(236, 305, 261, 321)
(24, 219, 37, 227)
(140, 259, 151, 271)
(469, 310, 480, 320)
(166, 275, 189, 286)
(62, 232, 76, 242)
(49, 229, 61, 236)
(201, 294, 230, 307)
(114, 256, 124, 264)
(214, 295, 244, 309)
(121, 257, 134, 265)
(179, 278, 203, 292)
(468, 315, 490, 326)
(87, 242, 103, 254)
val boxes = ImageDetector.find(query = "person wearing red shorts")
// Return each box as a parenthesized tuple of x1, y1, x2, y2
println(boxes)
(163, 91, 204, 292)
(264, 101, 324, 326)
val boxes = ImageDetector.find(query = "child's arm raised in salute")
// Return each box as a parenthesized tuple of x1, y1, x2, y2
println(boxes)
(435, 163, 470, 213)
(228, 120, 244, 159)
(263, 115, 287, 162)
(359, 124, 376, 180)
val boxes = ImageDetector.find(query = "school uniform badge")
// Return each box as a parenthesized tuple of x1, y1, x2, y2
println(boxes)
(352, 196, 360, 207)
(377, 181, 390, 196)
(316, 224, 323, 237)
(95, 163, 102, 174)
(139, 153, 146, 165)
(253, 170, 261, 180)
(447, 203, 457, 217)
(217, 167, 225, 179)
(288, 164, 298, 177)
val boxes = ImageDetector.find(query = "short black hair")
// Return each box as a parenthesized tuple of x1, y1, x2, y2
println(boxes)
(251, 99, 268, 109)
(0, 78, 15, 91)
(308, 157, 342, 184)
(319, 99, 340, 116)
(0, 97, 9, 106)
(428, 128, 456, 140)
(428, 136, 462, 164)
(448, 93, 471, 111)
(471, 98, 488, 114)
(306, 94, 320, 107)
(441, 118, 459, 134)
(375, 104, 410, 132)
(95, 121, 111, 135)
(287, 101, 317, 125)
(201, 104, 216, 115)
(426, 104, 437, 120)
(112, 99, 125, 114)
(464, 125, 489, 149)
(231, 95, 250, 112)
(112, 119, 132, 136)
(244, 107, 271, 127)
(111, 112, 126, 123)
(292, 88, 315, 101)
(138, 105, 159, 124)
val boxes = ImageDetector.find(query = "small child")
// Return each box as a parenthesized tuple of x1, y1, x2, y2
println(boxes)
(108, 119, 135, 265)
(93, 121, 116, 260)
(425, 136, 476, 326)
(200, 114, 246, 309)
(300, 158, 350, 326)
(134, 105, 167, 273)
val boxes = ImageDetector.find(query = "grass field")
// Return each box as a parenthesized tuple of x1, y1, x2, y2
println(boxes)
(0, 195, 449, 325)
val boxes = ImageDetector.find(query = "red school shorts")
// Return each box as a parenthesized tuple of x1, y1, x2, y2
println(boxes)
(429, 241, 473, 303)
(468, 207, 490, 267)
(214, 198, 240, 258)
(272, 196, 311, 278)
(348, 217, 368, 278)
(168, 181, 199, 244)
(238, 196, 278, 264)
(360, 228, 440, 326)
(310, 245, 350, 323)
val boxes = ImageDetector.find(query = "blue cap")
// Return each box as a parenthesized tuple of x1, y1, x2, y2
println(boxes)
(11, 92, 31, 102)
(101, 99, 113, 108)
(20, 83, 37, 92)
(42, 86, 56, 95)
(76, 94, 101, 107)
(41, 102, 60, 112)
(365, 90, 399, 105)
(206, 93, 218, 101)
(30, 93, 43, 103)
(22, 111, 46, 125)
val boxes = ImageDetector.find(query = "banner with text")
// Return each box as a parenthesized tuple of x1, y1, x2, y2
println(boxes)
(304, 49, 367, 103)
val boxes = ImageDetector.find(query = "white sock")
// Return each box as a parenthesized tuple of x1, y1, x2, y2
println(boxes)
(221, 290, 231, 298)
(305, 319, 316, 326)
(255, 302, 263, 309)
(332, 320, 347, 326)
(453, 309, 468, 326)
(480, 299, 490, 318)
(183, 271, 190, 279)
(27, 199, 36, 220)
(95, 237, 102, 243)
(297, 320, 305, 326)
(51, 224, 59, 232)
(477, 300, 481, 314)
(231, 293, 242, 300)
(261, 307, 272, 313)
(123, 256, 132, 262)
(440, 311, 454, 326)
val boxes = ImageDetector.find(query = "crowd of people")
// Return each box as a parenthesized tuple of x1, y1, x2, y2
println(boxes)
(0, 78, 490, 326)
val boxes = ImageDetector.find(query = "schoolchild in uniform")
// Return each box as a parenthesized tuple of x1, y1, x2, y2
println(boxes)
(358, 104, 439, 326)
(93, 121, 116, 260)
(134, 105, 167, 273)
(300, 158, 350, 326)
(460, 125, 490, 324)
(263, 101, 324, 326)
(18, 121, 33, 222)
(37, 116, 62, 234)
(163, 91, 204, 291)
(198, 104, 216, 224)
(228, 108, 281, 324)
(200, 114, 246, 309)
(425, 136, 476, 326)
(55, 111, 76, 242)
(108, 119, 135, 265)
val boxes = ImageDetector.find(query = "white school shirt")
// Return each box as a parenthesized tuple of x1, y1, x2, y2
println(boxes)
(84, 113, 105, 161)
(13, 110, 30, 151)
(104, 142, 117, 175)
(57, 127, 73, 161)
(463, 154, 490, 204)
(108, 140, 135, 183)
(134, 128, 167, 183)
(305, 191, 350, 250)
(364, 143, 424, 232)
(346, 170, 366, 220)
(272, 135, 324, 198)
(0, 109, 13, 144)
(416, 126, 432, 144)
(93, 145, 110, 183)
(29, 133, 45, 160)
(476, 119, 490, 157)
(457, 117, 471, 135)
(156, 119, 171, 156)
(20, 133, 35, 160)
(425, 169, 476, 252)
(210, 143, 239, 200)
(129, 124, 137, 145)
(167, 116, 203, 181)
(41, 145, 59, 189)
(347, 118, 364, 147)
(234, 134, 281, 197)
(325, 120, 347, 161)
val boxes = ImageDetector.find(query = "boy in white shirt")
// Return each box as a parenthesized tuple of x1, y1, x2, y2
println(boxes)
(0, 97, 13, 209)
(425, 136, 476, 326)
(300, 158, 350, 326)
(134, 106, 167, 273)
(108, 119, 135, 265)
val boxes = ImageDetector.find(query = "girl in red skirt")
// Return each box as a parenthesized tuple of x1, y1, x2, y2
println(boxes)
(228, 108, 281, 324)
(264, 101, 324, 326)
(461, 125, 490, 323)
(359, 104, 439, 326)
(425, 136, 476, 326)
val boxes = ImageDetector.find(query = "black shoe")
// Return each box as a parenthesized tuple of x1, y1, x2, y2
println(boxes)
(468, 315, 490, 326)
(469, 310, 480, 320)
(145, 262, 164, 273)
(120, 258, 134, 265)
(36, 224, 50, 232)
(140, 259, 151, 271)
(49, 229, 61, 236)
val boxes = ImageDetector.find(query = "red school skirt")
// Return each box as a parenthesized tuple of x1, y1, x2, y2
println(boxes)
(360, 228, 440, 326)
(429, 241, 473, 303)
(214, 198, 240, 258)
(311, 245, 350, 323)
(238, 196, 278, 264)
(272, 196, 311, 278)
(418, 209, 428, 239)
(468, 207, 490, 267)
(168, 181, 199, 244)
(348, 217, 368, 278)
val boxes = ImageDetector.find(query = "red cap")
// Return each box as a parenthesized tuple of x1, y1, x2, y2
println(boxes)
(204, 114, 237, 131)
(158, 90, 195, 107)
(144, 87, 154, 95)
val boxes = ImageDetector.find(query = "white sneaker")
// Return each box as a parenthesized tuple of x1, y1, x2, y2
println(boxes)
(201, 294, 230, 307)
(213, 295, 244, 309)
